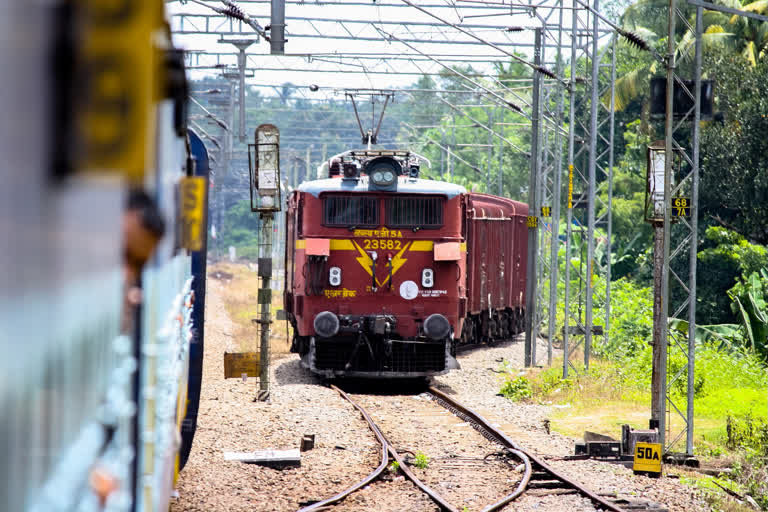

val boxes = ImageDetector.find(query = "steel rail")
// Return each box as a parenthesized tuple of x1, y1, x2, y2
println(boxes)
(385, 444, 459, 512)
(300, 384, 458, 512)
(296, 385, 389, 512)
(427, 386, 625, 512)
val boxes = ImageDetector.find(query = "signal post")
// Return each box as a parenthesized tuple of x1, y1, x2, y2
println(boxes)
(248, 124, 282, 401)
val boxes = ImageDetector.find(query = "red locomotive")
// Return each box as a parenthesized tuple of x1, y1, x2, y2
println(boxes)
(284, 150, 528, 377)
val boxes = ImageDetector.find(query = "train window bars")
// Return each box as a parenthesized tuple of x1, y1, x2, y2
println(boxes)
(386, 196, 444, 229)
(322, 195, 379, 227)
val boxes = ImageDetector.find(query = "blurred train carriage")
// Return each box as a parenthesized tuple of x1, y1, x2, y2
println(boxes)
(284, 150, 528, 377)
(1, 3, 206, 511)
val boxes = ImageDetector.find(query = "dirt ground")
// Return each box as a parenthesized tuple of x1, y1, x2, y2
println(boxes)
(208, 262, 292, 354)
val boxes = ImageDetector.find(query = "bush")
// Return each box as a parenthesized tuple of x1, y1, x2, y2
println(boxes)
(728, 415, 768, 509)
(499, 376, 533, 401)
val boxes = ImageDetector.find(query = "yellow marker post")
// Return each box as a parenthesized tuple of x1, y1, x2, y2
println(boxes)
(179, 177, 207, 251)
(568, 164, 574, 209)
(633, 442, 662, 477)
(80, 2, 164, 179)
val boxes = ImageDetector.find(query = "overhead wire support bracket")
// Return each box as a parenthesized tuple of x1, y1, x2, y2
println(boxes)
(686, 0, 768, 21)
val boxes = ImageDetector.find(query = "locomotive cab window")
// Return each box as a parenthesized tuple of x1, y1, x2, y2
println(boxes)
(386, 196, 444, 229)
(322, 195, 379, 227)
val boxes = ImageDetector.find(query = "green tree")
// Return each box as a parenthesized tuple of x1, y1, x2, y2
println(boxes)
(697, 226, 768, 324)
(699, 54, 768, 244)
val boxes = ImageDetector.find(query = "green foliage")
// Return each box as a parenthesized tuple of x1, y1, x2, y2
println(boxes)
(388, 461, 400, 473)
(413, 451, 430, 470)
(698, 227, 768, 326)
(499, 376, 533, 401)
(700, 55, 768, 245)
(729, 269, 768, 361)
(217, 200, 260, 260)
(601, 278, 654, 357)
(728, 415, 768, 509)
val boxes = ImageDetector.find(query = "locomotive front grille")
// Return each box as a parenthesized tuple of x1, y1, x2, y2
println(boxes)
(314, 338, 446, 374)
(391, 341, 445, 373)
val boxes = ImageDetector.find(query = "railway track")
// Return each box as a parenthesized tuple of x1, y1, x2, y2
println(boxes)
(297, 384, 631, 512)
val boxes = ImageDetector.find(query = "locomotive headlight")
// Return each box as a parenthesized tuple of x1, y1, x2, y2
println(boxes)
(329, 266, 342, 287)
(422, 268, 434, 288)
(369, 166, 397, 186)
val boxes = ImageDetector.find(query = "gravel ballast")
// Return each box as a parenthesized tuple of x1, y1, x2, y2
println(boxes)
(172, 276, 708, 511)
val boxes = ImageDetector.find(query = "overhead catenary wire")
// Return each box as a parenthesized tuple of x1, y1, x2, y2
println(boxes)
(435, 96, 530, 156)
(189, 96, 232, 131)
(401, 121, 486, 176)
(183, 0, 269, 38)
(570, 0, 664, 62)
(398, 0, 562, 83)
(375, 27, 528, 116)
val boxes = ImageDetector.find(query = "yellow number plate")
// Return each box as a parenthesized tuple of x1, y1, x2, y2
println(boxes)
(672, 197, 691, 217)
(633, 442, 662, 474)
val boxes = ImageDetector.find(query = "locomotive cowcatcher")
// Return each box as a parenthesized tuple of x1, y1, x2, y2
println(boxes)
(284, 150, 528, 378)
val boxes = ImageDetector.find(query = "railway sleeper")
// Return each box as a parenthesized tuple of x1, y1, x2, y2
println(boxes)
(527, 480, 571, 489)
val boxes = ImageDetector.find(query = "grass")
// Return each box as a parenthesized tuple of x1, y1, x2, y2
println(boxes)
(499, 354, 767, 509)
(413, 452, 430, 470)
(503, 350, 767, 453)
(209, 262, 293, 354)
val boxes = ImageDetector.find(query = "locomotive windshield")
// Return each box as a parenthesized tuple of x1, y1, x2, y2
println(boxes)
(322, 195, 379, 227)
(321, 194, 445, 229)
(387, 196, 444, 229)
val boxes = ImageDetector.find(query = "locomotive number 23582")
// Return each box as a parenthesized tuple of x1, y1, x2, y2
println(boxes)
(362, 239, 403, 250)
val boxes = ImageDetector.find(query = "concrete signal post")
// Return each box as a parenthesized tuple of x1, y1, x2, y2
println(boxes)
(248, 124, 282, 402)
(645, 141, 669, 432)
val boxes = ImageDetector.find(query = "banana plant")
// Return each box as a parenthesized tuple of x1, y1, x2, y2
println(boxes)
(729, 269, 768, 361)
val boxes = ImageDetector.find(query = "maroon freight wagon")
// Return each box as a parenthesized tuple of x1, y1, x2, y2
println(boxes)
(284, 150, 528, 378)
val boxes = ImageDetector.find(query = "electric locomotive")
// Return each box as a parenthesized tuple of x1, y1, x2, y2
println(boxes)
(284, 150, 528, 378)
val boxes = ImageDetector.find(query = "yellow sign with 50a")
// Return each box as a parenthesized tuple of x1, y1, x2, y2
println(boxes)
(633, 442, 662, 475)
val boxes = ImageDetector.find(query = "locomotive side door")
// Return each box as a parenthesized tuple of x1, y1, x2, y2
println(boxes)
(284, 192, 299, 314)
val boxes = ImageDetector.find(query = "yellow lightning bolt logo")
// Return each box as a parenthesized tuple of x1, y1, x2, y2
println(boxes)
(352, 240, 412, 288)
(383, 241, 412, 287)
(353, 241, 374, 277)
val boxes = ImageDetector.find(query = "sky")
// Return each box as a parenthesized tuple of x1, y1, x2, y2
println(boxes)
(165, 0, 611, 98)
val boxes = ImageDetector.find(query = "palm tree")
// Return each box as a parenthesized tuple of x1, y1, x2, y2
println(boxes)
(611, 0, 768, 111)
